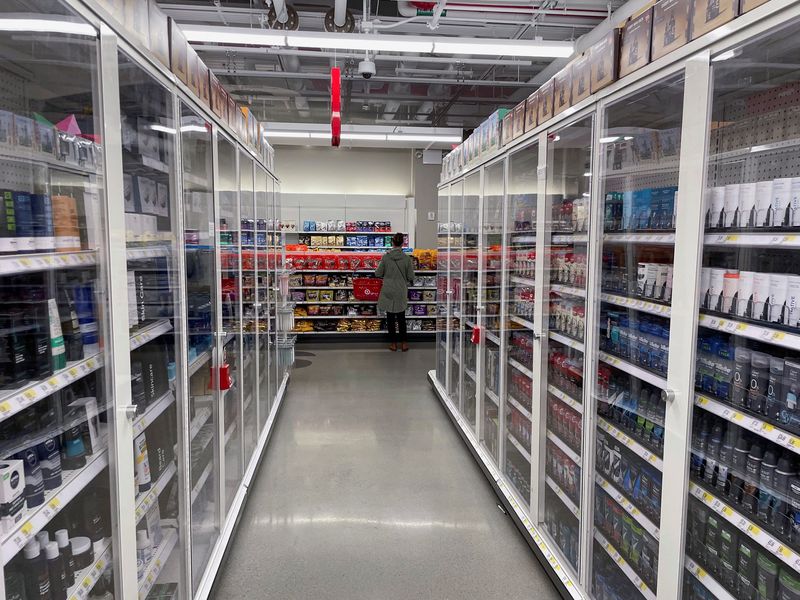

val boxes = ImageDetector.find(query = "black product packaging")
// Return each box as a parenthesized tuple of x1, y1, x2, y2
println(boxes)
(15, 448, 45, 508)
(35, 437, 62, 491)
(789, 476, 800, 544)
(758, 553, 779, 600)
(733, 347, 752, 408)
(738, 538, 758, 600)
(743, 443, 764, 515)
(718, 522, 739, 589)
(58, 287, 83, 362)
(749, 352, 771, 415)
(688, 500, 708, 557)
(783, 360, 800, 434)
(766, 358, 786, 422)
(82, 490, 106, 543)
(705, 513, 721, 571)
(5, 570, 26, 600)
(133, 339, 169, 406)
(130, 360, 146, 414)
(146, 406, 176, 483)
(25, 300, 52, 380)
(0, 309, 31, 388)
(134, 265, 171, 322)
(0, 190, 16, 254)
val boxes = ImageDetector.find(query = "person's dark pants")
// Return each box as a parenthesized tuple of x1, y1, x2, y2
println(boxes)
(386, 311, 407, 344)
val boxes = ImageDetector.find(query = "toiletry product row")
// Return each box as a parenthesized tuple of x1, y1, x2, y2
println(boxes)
(706, 178, 800, 231)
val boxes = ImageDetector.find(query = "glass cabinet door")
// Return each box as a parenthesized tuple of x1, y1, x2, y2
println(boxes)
(461, 174, 481, 430)
(436, 185, 449, 387)
(216, 137, 242, 517)
(480, 161, 505, 463)
(118, 52, 183, 598)
(503, 143, 539, 506)
(0, 7, 120, 598)
(591, 77, 684, 600)
(541, 116, 594, 575)
(269, 179, 280, 401)
(238, 154, 257, 464)
(684, 26, 800, 600)
(179, 104, 219, 592)
(255, 167, 269, 432)
(448, 180, 464, 409)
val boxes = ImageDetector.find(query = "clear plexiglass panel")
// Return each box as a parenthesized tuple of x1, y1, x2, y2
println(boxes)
(462, 173, 480, 430)
(436, 185, 449, 387)
(684, 26, 800, 600)
(541, 116, 593, 575)
(481, 161, 504, 463)
(591, 76, 684, 600)
(118, 51, 184, 598)
(503, 142, 539, 505)
(0, 6, 119, 598)
(239, 153, 257, 465)
(179, 104, 219, 592)
(447, 181, 464, 406)
(255, 166, 269, 432)
(217, 136, 242, 518)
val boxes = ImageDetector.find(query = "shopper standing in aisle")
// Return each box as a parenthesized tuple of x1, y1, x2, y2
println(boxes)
(375, 232, 415, 351)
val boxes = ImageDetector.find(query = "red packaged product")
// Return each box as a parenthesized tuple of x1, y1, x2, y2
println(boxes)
(337, 255, 351, 270)
(306, 255, 322, 270)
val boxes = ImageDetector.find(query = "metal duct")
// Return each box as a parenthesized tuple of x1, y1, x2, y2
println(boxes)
(279, 54, 311, 118)
(334, 0, 348, 26)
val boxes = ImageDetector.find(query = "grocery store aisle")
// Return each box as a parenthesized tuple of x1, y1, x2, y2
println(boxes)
(213, 342, 559, 600)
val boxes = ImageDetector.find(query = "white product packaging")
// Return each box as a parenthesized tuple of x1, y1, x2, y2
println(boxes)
(645, 263, 660, 298)
(134, 433, 151, 494)
(739, 182, 758, 228)
(709, 186, 726, 229)
(753, 271, 772, 320)
(637, 263, 647, 296)
(772, 178, 793, 228)
(769, 273, 790, 324)
(786, 275, 800, 327)
(755, 180, 774, 227)
(709, 268, 727, 312)
(723, 184, 740, 228)
(722, 270, 740, 314)
(665, 266, 674, 302)
(655, 264, 670, 301)
(737, 271, 756, 319)
(791, 178, 800, 227)
(700, 267, 712, 310)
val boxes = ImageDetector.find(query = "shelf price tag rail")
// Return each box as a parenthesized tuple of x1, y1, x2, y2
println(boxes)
(698, 312, 800, 352)
(134, 461, 177, 523)
(600, 292, 672, 317)
(67, 538, 112, 600)
(546, 430, 581, 466)
(545, 475, 579, 517)
(598, 351, 668, 390)
(507, 432, 531, 463)
(594, 529, 656, 600)
(547, 385, 583, 414)
(507, 394, 532, 420)
(137, 528, 179, 600)
(597, 416, 664, 470)
(508, 357, 534, 379)
(684, 556, 737, 600)
(595, 473, 660, 539)
(689, 480, 800, 573)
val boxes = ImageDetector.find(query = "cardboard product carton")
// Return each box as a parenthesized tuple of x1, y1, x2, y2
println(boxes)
(619, 7, 654, 77)
(124, 0, 151, 48)
(591, 30, 620, 93)
(554, 67, 572, 115)
(169, 19, 189, 86)
(571, 54, 592, 104)
(691, 0, 738, 39)
(740, 0, 768, 12)
(198, 61, 211, 106)
(187, 46, 201, 97)
(652, 0, 691, 60)
(227, 96, 237, 129)
(512, 101, 526, 139)
(538, 79, 555, 124)
(524, 91, 539, 132)
(502, 112, 515, 146)
(210, 72, 225, 119)
(148, 0, 170, 68)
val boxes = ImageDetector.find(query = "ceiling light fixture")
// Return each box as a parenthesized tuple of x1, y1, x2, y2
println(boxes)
(0, 18, 96, 36)
(340, 133, 388, 140)
(600, 136, 620, 143)
(432, 39, 573, 58)
(386, 134, 462, 142)
(286, 33, 433, 53)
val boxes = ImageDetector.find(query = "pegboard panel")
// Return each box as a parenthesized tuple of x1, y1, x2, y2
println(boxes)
(0, 64, 28, 115)
(0, 148, 45, 194)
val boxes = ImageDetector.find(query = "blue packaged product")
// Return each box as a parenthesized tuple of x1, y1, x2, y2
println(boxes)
(622, 190, 635, 230)
(73, 285, 99, 355)
(15, 447, 45, 507)
(30, 194, 55, 252)
(631, 188, 653, 230)
(35, 437, 62, 490)
(13, 191, 35, 253)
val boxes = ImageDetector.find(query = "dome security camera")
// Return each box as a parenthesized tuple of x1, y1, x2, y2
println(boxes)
(358, 59, 376, 79)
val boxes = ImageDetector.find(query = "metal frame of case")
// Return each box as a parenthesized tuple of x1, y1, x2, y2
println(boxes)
(432, 1, 800, 598)
(0, 2, 290, 599)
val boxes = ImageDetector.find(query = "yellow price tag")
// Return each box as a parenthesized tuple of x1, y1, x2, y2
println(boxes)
(68, 368, 78, 377)
(764, 423, 774, 432)
(697, 567, 707, 578)
(48, 377, 58, 386)
(23, 389, 36, 400)
(774, 332, 785, 341)
(748, 524, 761, 535)
(779, 546, 792, 558)
(0, 401, 10, 413)
(737, 323, 746, 330)
(733, 413, 744, 421)
(49, 497, 61, 511)
(20, 522, 33, 536)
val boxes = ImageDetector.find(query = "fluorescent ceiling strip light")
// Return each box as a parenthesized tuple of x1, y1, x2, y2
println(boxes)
(386, 134, 462, 143)
(286, 34, 433, 53)
(266, 131, 312, 138)
(183, 27, 286, 46)
(432, 40, 573, 58)
(0, 18, 96, 36)
(340, 133, 388, 140)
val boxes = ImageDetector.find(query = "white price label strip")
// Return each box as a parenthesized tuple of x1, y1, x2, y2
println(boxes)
(689, 482, 800, 572)
(695, 394, 800, 456)
(597, 417, 663, 470)
(550, 283, 586, 298)
(507, 395, 532, 421)
(547, 385, 583, 414)
(596, 473, 660, 539)
(507, 432, 531, 463)
(137, 529, 178, 600)
(685, 556, 736, 600)
(508, 357, 534, 379)
(595, 530, 656, 600)
(0, 250, 97, 275)
(604, 232, 675, 244)
(698, 313, 798, 351)
(549, 331, 585, 353)
(598, 352, 668, 390)
(600, 292, 671, 317)
(129, 319, 173, 351)
(704, 233, 800, 248)
(546, 476, 579, 517)
(546, 430, 582, 466)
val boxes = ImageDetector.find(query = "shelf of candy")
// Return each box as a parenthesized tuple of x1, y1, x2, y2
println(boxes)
(301, 220, 393, 233)
(298, 233, 407, 250)
(596, 365, 666, 459)
(695, 327, 800, 446)
(548, 345, 584, 405)
(599, 307, 671, 381)
(547, 394, 582, 458)
(543, 482, 580, 570)
(602, 186, 678, 238)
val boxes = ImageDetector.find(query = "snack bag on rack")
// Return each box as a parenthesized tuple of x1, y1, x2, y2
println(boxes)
(307, 305, 320, 316)
(306, 290, 319, 302)
(291, 291, 305, 302)
(303, 274, 316, 286)
(337, 255, 351, 270)
(323, 255, 338, 270)
(307, 255, 322, 270)
(320, 290, 334, 302)
(315, 275, 328, 286)
(423, 290, 436, 302)
(289, 273, 302, 287)
(334, 289, 348, 302)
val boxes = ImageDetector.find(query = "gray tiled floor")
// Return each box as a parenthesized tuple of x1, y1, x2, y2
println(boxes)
(212, 342, 560, 600)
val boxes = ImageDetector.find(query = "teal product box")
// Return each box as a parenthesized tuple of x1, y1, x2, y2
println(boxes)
(631, 188, 653, 230)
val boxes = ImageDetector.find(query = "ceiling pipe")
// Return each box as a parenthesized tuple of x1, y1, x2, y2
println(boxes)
(278, 54, 311, 118)
(334, 0, 348, 27)
(271, 0, 289, 24)
(396, 0, 605, 17)
(219, 68, 529, 87)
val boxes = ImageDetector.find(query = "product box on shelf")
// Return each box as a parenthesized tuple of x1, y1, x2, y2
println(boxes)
(187, 46, 200, 97)
(619, 7, 653, 77)
(651, 0, 692, 60)
(591, 27, 619, 92)
(740, 0, 768, 12)
(148, 0, 170, 68)
(198, 61, 211, 107)
(524, 91, 539, 132)
(512, 101, 526, 139)
(554, 66, 572, 116)
(571, 53, 592, 105)
(168, 18, 189, 86)
(227, 96, 237, 130)
(538, 78, 555, 124)
(690, 0, 739, 39)
(502, 111, 515, 146)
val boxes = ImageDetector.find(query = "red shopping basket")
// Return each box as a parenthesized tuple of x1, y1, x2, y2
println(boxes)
(353, 277, 383, 301)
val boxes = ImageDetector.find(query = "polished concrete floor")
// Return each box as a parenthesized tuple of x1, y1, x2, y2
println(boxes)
(213, 342, 560, 600)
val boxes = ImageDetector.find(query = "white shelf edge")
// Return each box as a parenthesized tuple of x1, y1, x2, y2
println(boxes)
(547, 385, 583, 415)
(549, 331, 585, 353)
(189, 407, 212, 441)
(546, 475, 579, 518)
(485, 330, 501, 344)
(598, 351, 668, 389)
(137, 528, 179, 599)
(546, 430, 582, 466)
(129, 319, 173, 351)
(595, 473, 660, 540)
(507, 431, 531, 463)
(0, 250, 97, 275)
(485, 387, 500, 406)
(600, 292, 672, 317)
(550, 283, 587, 298)
(224, 420, 237, 446)
(704, 231, 800, 248)
(508, 357, 534, 379)
(510, 274, 536, 287)
(603, 232, 675, 244)
(510, 315, 536, 331)
(188, 349, 213, 378)
(66, 538, 113, 600)
(552, 233, 589, 244)
(695, 393, 800, 457)
(594, 529, 657, 600)
(597, 417, 664, 471)
(507, 395, 532, 421)
(698, 312, 800, 352)
(684, 556, 736, 600)
(689, 481, 800, 573)
(132, 391, 175, 437)
(191, 462, 214, 504)
(1, 443, 109, 565)
(465, 368, 477, 382)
